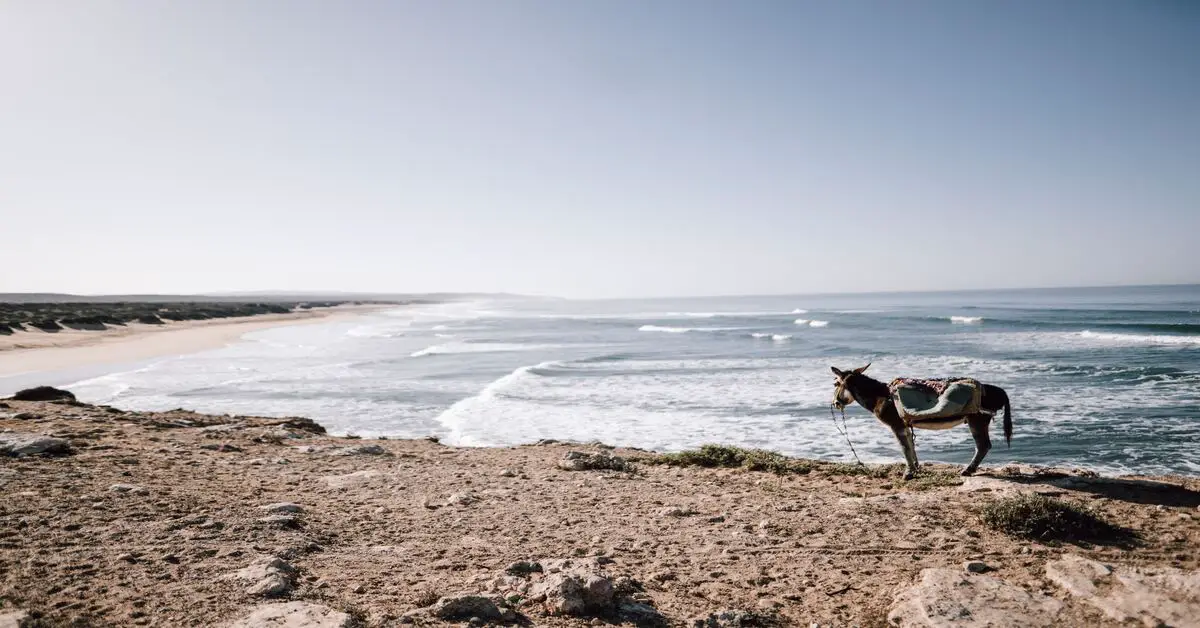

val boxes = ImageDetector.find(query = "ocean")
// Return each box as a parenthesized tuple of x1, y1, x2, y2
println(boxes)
(53, 285, 1200, 476)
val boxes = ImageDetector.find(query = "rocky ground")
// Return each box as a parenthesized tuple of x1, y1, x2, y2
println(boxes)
(1, 391, 1198, 627)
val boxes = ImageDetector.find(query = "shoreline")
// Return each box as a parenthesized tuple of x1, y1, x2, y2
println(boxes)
(0, 397, 1196, 626)
(0, 304, 389, 379)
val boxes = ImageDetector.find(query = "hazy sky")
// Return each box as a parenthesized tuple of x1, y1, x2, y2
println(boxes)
(2, 1, 1197, 298)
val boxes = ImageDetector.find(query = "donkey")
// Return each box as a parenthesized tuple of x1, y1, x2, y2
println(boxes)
(831, 364, 1012, 479)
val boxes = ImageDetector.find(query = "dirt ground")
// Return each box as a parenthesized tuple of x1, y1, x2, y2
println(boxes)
(1, 398, 1197, 627)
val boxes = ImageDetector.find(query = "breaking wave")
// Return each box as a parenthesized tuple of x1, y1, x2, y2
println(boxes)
(950, 316, 984, 324)
(410, 341, 551, 357)
(1078, 330, 1200, 346)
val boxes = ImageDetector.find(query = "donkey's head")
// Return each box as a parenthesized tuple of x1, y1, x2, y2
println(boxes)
(831, 363, 872, 409)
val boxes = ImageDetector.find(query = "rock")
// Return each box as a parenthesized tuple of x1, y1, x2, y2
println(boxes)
(9, 386, 76, 402)
(334, 444, 387, 456)
(231, 557, 296, 598)
(260, 502, 305, 514)
(109, 484, 148, 494)
(227, 601, 351, 627)
(649, 570, 677, 583)
(271, 417, 327, 435)
(258, 514, 300, 528)
(965, 561, 991, 574)
(620, 601, 666, 624)
(0, 609, 31, 628)
(1046, 554, 1200, 628)
(691, 610, 763, 627)
(888, 568, 1063, 627)
(660, 506, 698, 517)
(321, 470, 382, 489)
(0, 433, 71, 457)
(529, 560, 615, 616)
(233, 557, 296, 581)
(559, 450, 631, 472)
(200, 443, 244, 452)
(12, 413, 39, 420)
(428, 594, 503, 620)
(500, 468, 517, 477)
(505, 560, 543, 576)
(247, 573, 292, 597)
(447, 492, 480, 506)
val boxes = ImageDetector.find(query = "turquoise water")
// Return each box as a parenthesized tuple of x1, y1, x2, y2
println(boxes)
(58, 285, 1200, 476)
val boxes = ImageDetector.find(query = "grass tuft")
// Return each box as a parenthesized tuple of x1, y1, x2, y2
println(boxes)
(648, 445, 813, 474)
(980, 493, 1133, 544)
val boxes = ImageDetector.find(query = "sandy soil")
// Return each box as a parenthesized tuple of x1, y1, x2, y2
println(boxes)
(1, 399, 1197, 627)
(0, 306, 386, 377)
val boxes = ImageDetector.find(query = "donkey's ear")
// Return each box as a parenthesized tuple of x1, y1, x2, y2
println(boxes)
(831, 366, 845, 377)
(854, 363, 871, 374)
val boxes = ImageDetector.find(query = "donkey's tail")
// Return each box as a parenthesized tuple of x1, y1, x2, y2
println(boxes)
(1001, 389, 1012, 447)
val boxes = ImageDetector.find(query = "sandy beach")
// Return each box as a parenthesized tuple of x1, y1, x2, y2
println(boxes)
(1, 395, 1198, 627)
(0, 305, 387, 379)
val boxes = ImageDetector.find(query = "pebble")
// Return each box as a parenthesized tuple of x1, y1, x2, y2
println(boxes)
(259, 502, 305, 514)
(964, 561, 990, 574)
(108, 484, 148, 495)
(258, 514, 300, 528)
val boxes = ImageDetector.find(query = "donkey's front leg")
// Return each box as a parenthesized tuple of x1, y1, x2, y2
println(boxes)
(889, 423, 919, 479)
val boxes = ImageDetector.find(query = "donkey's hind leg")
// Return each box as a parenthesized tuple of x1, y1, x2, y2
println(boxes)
(889, 423, 919, 479)
(963, 414, 992, 476)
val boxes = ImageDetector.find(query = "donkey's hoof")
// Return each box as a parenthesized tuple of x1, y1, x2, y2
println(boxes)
(960, 467, 977, 477)
(903, 472, 916, 481)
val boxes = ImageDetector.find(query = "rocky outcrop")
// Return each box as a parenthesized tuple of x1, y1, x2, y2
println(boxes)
(0, 433, 71, 457)
(1045, 554, 1200, 628)
(227, 602, 351, 627)
(888, 568, 1064, 627)
(9, 386, 76, 403)
(0, 609, 32, 628)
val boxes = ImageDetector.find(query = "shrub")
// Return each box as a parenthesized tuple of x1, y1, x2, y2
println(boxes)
(980, 493, 1132, 544)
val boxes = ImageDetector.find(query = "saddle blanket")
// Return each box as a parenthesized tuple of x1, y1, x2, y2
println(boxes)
(888, 378, 983, 422)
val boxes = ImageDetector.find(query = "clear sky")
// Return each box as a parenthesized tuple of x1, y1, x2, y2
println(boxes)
(2, 1, 1197, 298)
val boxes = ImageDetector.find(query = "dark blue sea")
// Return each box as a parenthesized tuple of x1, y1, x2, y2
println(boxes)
(56, 285, 1200, 476)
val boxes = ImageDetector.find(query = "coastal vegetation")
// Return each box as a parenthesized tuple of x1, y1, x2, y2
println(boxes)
(0, 301, 362, 335)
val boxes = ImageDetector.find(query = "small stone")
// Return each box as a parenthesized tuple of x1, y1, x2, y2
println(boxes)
(965, 561, 990, 574)
(200, 443, 243, 452)
(429, 594, 503, 620)
(247, 573, 292, 597)
(660, 506, 698, 517)
(352, 583, 366, 594)
(162, 554, 180, 564)
(109, 484, 148, 494)
(117, 553, 137, 563)
(0, 433, 72, 457)
(258, 514, 300, 528)
(505, 560, 543, 576)
(447, 492, 480, 506)
(500, 469, 517, 477)
(259, 502, 305, 514)
(707, 515, 726, 523)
